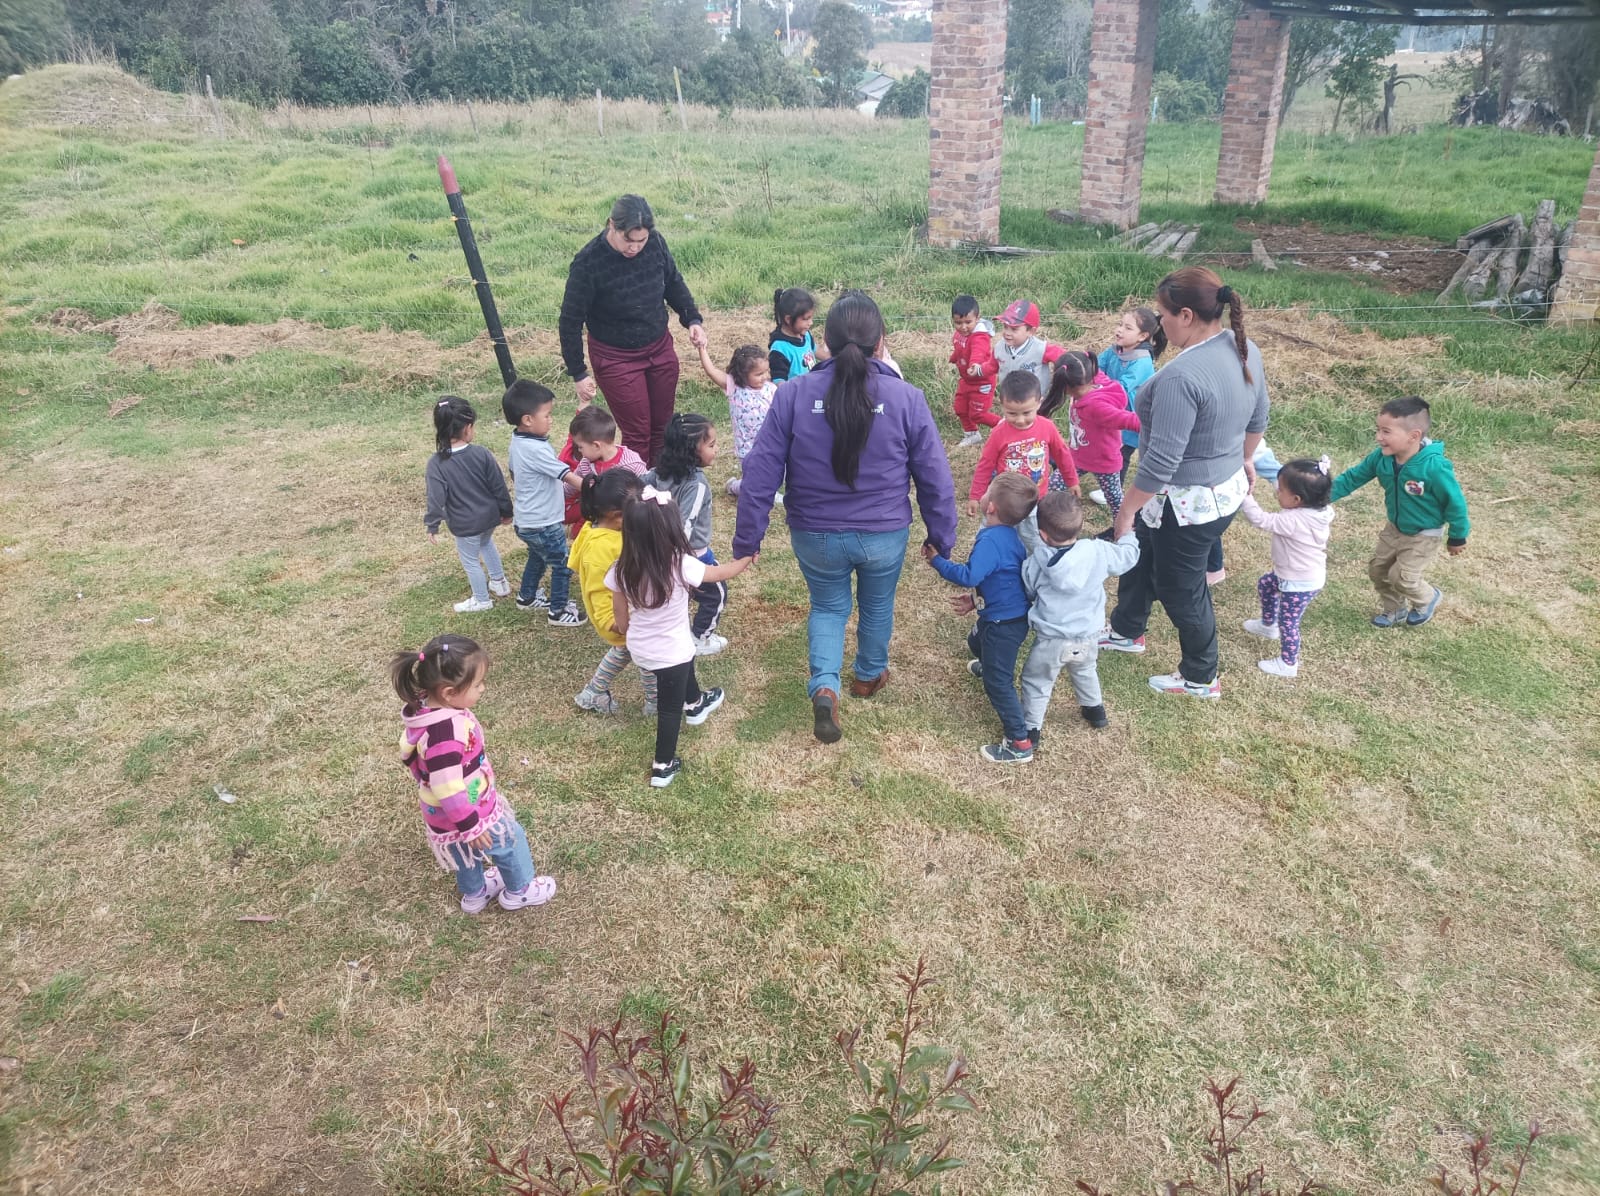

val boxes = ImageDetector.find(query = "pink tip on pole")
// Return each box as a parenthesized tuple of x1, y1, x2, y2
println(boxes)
(437, 155, 459, 195)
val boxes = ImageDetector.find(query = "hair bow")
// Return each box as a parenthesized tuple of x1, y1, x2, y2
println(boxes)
(1317, 454, 1331, 475)
(641, 485, 672, 506)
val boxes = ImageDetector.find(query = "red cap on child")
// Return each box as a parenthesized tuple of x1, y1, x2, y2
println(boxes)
(1000, 299, 1040, 327)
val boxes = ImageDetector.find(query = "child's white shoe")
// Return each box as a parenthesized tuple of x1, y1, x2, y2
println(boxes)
(956, 430, 984, 449)
(498, 876, 557, 910)
(575, 686, 622, 714)
(459, 869, 505, 914)
(488, 576, 512, 597)
(1242, 618, 1280, 640)
(1088, 489, 1108, 507)
(453, 596, 493, 613)
(726, 476, 742, 497)
(694, 631, 728, 656)
(1258, 657, 1298, 678)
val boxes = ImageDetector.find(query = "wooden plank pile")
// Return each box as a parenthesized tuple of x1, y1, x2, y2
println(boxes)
(1439, 200, 1572, 310)
(1112, 220, 1203, 261)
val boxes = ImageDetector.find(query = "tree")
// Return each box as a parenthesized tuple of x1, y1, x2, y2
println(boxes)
(1324, 23, 1396, 131)
(193, 0, 294, 101)
(0, 0, 67, 73)
(1281, 16, 1341, 119)
(1154, 0, 1237, 109)
(1530, 20, 1600, 127)
(289, 20, 392, 105)
(810, 0, 867, 106)
(874, 66, 927, 117)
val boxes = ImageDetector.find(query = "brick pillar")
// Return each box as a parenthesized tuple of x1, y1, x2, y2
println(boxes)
(1550, 142, 1600, 325)
(927, 0, 1006, 247)
(1080, 0, 1159, 229)
(1214, 9, 1291, 205)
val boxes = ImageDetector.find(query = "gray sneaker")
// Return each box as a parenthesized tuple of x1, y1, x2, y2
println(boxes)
(575, 687, 622, 715)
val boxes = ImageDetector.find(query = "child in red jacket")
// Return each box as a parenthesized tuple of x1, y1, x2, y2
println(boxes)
(1044, 351, 1141, 517)
(949, 294, 997, 449)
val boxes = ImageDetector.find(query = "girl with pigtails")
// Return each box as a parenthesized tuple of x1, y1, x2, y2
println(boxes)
(1102, 267, 1271, 703)
(391, 635, 557, 913)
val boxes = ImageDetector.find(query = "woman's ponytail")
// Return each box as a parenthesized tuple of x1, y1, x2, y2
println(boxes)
(820, 290, 884, 489)
(1156, 268, 1249, 382)
(1219, 285, 1252, 384)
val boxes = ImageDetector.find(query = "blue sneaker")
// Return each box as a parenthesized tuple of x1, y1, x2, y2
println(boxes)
(1406, 588, 1443, 626)
(1371, 610, 1405, 628)
(980, 737, 1035, 764)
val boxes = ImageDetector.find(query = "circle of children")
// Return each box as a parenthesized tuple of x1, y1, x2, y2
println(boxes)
(393, 286, 1470, 914)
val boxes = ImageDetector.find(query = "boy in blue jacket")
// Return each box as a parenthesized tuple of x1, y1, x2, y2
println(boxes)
(925, 471, 1039, 764)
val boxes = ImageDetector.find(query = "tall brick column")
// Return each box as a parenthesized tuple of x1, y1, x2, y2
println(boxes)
(927, 0, 1006, 247)
(1550, 142, 1600, 325)
(1214, 9, 1291, 205)
(1080, 0, 1159, 229)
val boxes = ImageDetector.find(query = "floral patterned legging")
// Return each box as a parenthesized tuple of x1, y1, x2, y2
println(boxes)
(1258, 572, 1320, 666)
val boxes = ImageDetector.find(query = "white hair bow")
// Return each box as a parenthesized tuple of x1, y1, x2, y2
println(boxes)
(1317, 455, 1331, 475)
(641, 485, 672, 506)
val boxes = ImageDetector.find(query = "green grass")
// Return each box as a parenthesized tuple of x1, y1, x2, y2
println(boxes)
(0, 64, 1597, 1195)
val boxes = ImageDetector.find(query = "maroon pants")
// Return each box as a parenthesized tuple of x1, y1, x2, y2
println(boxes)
(588, 331, 680, 468)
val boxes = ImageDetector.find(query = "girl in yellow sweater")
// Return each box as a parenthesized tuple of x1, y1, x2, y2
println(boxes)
(569, 470, 658, 715)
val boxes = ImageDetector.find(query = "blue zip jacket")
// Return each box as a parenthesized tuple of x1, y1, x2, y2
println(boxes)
(1099, 344, 1154, 449)
(931, 523, 1029, 622)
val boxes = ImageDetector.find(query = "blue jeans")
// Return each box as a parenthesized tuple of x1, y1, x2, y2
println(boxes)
(441, 814, 535, 898)
(515, 522, 571, 608)
(454, 530, 506, 603)
(967, 617, 1031, 743)
(789, 527, 910, 698)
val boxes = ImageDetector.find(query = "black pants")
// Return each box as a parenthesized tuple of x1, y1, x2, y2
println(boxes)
(1118, 443, 1136, 486)
(690, 549, 726, 639)
(1110, 499, 1234, 684)
(651, 659, 702, 765)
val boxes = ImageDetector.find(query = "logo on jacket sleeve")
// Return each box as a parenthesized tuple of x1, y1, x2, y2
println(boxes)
(1404, 480, 1425, 496)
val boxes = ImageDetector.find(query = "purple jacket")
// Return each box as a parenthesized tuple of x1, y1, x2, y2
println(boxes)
(733, 359, 958, 558)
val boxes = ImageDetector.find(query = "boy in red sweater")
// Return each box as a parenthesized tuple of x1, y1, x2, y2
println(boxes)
(949, 294, 997, 449)
(969, 371, 1080, 517)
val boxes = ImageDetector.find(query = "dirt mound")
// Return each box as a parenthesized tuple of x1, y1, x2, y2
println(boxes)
(0, 64, 205, 132)
(1235, 221, 1462, 296)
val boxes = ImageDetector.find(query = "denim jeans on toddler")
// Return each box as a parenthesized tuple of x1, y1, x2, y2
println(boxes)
(967, 617, 1031, 743)
(454, 530, 507, 603)
(516, 522, 571, 609)
(441, 815, 535, 899)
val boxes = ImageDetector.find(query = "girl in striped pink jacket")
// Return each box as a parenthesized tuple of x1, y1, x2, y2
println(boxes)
(392, 634, 557, 913)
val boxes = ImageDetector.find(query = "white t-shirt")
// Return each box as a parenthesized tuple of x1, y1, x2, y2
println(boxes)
(604, 554, 708, 672)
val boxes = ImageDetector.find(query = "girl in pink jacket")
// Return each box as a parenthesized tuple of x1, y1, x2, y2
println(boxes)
(1238, 458, 1336, 679)
(1044, 351, 1141, 516)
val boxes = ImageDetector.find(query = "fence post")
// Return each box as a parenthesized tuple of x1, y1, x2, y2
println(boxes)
(204, 74, 225, 139)
(674, 67, 688, 131)
(596, 88, 604, 137)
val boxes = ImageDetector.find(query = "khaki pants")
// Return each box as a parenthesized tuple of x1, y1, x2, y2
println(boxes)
(1368, 522, 1441, 613)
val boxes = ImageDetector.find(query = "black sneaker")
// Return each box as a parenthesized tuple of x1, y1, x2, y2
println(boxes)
(649, 758, 682, 788)
(683, 687, 724, 726)
(1080, 704, 1109, 729)
(1027, 726, 1043, 746)
(547, 602, 588, 628)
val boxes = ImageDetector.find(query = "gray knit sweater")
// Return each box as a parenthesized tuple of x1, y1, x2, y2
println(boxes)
(1132, 332, 1270, 494)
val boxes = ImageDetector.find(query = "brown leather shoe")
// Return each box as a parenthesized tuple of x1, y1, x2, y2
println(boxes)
(849, 668, 891, 699)
(811, 688, 842, 743)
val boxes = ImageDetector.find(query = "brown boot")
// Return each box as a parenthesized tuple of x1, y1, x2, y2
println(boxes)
(849, 668, 891, 699)
(811, 688, 842, 743)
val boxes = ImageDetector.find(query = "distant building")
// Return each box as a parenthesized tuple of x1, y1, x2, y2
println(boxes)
(853, 69, 896, 115)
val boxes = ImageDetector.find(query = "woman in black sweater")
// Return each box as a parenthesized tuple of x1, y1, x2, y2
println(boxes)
(559, 195, 705, 468)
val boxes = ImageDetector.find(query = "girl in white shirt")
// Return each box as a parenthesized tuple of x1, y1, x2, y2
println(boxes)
(605, 486, 752, 788)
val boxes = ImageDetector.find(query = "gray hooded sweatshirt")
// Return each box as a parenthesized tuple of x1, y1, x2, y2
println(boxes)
(1022, 531, 1141, 641)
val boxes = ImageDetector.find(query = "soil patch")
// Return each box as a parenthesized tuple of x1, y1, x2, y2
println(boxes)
(1234, 221, 1463, 296)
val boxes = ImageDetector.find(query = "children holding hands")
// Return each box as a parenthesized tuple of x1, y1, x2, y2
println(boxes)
(503, 380, 586, 627)
(1330, 396, 1469, 628)
(1044, 350, 1141, 516)
(926, 472, 1039, 764)
(970, 371, 1080, 517)
(694, 340, 776, 499)
(1237, 457, 1335, 678)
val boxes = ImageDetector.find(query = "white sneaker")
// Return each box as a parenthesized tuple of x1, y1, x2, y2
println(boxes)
(453, 597, 493, 613)
(498, 876, 557, 910)
(487, 577, 511, 597)
(1258, 658, 1298, 678)
(726, 476, 742, 497)
(694, 631, 728, 656)
(1242, 618, 1280, 640)
(956, 430, 984, 449)
(1088, 489, 1108, 507)
(774, 491, 784, 506)
(1148, 671, 1221, 700)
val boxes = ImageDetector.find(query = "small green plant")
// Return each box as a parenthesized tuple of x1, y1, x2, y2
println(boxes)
(1429, 1122, 1543, 1196)
(488, 957, 974, 1195)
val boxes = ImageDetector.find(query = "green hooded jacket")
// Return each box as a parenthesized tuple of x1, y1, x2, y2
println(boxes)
(1330, 439, 1469, 545)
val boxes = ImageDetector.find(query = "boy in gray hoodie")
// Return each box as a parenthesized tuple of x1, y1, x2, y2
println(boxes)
(1020, 492, 1141, 737)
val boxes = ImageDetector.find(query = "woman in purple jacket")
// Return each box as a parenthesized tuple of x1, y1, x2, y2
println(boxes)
(733, 291, 958, 743)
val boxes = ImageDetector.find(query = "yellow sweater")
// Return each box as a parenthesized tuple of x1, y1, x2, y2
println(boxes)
(569, 523, 624, 646)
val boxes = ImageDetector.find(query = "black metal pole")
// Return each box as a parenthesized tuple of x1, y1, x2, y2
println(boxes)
(438, 155, 516, 388)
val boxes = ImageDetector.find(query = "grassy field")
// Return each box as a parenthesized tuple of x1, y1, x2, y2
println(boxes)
(2, 65, 1599, 1195)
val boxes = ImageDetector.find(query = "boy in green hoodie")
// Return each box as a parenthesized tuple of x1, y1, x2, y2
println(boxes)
(1331, 396, 1469, 627)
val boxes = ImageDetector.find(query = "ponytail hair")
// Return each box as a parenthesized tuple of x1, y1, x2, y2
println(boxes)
(1155, 267, 1251, 384)
(616, 490, 691, 610)
(774, 287, 815, 330)
(1041, 350, 1097, 419)
(433, 395, 477, 458)
(390, 634, 488, 709)
(579, 468, 642, 526)
(820, 289, 885, 488)
(1131, 306, 1168, 360)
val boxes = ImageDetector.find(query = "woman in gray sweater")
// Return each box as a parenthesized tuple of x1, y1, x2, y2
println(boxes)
(1102, 268, 1270, 700)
